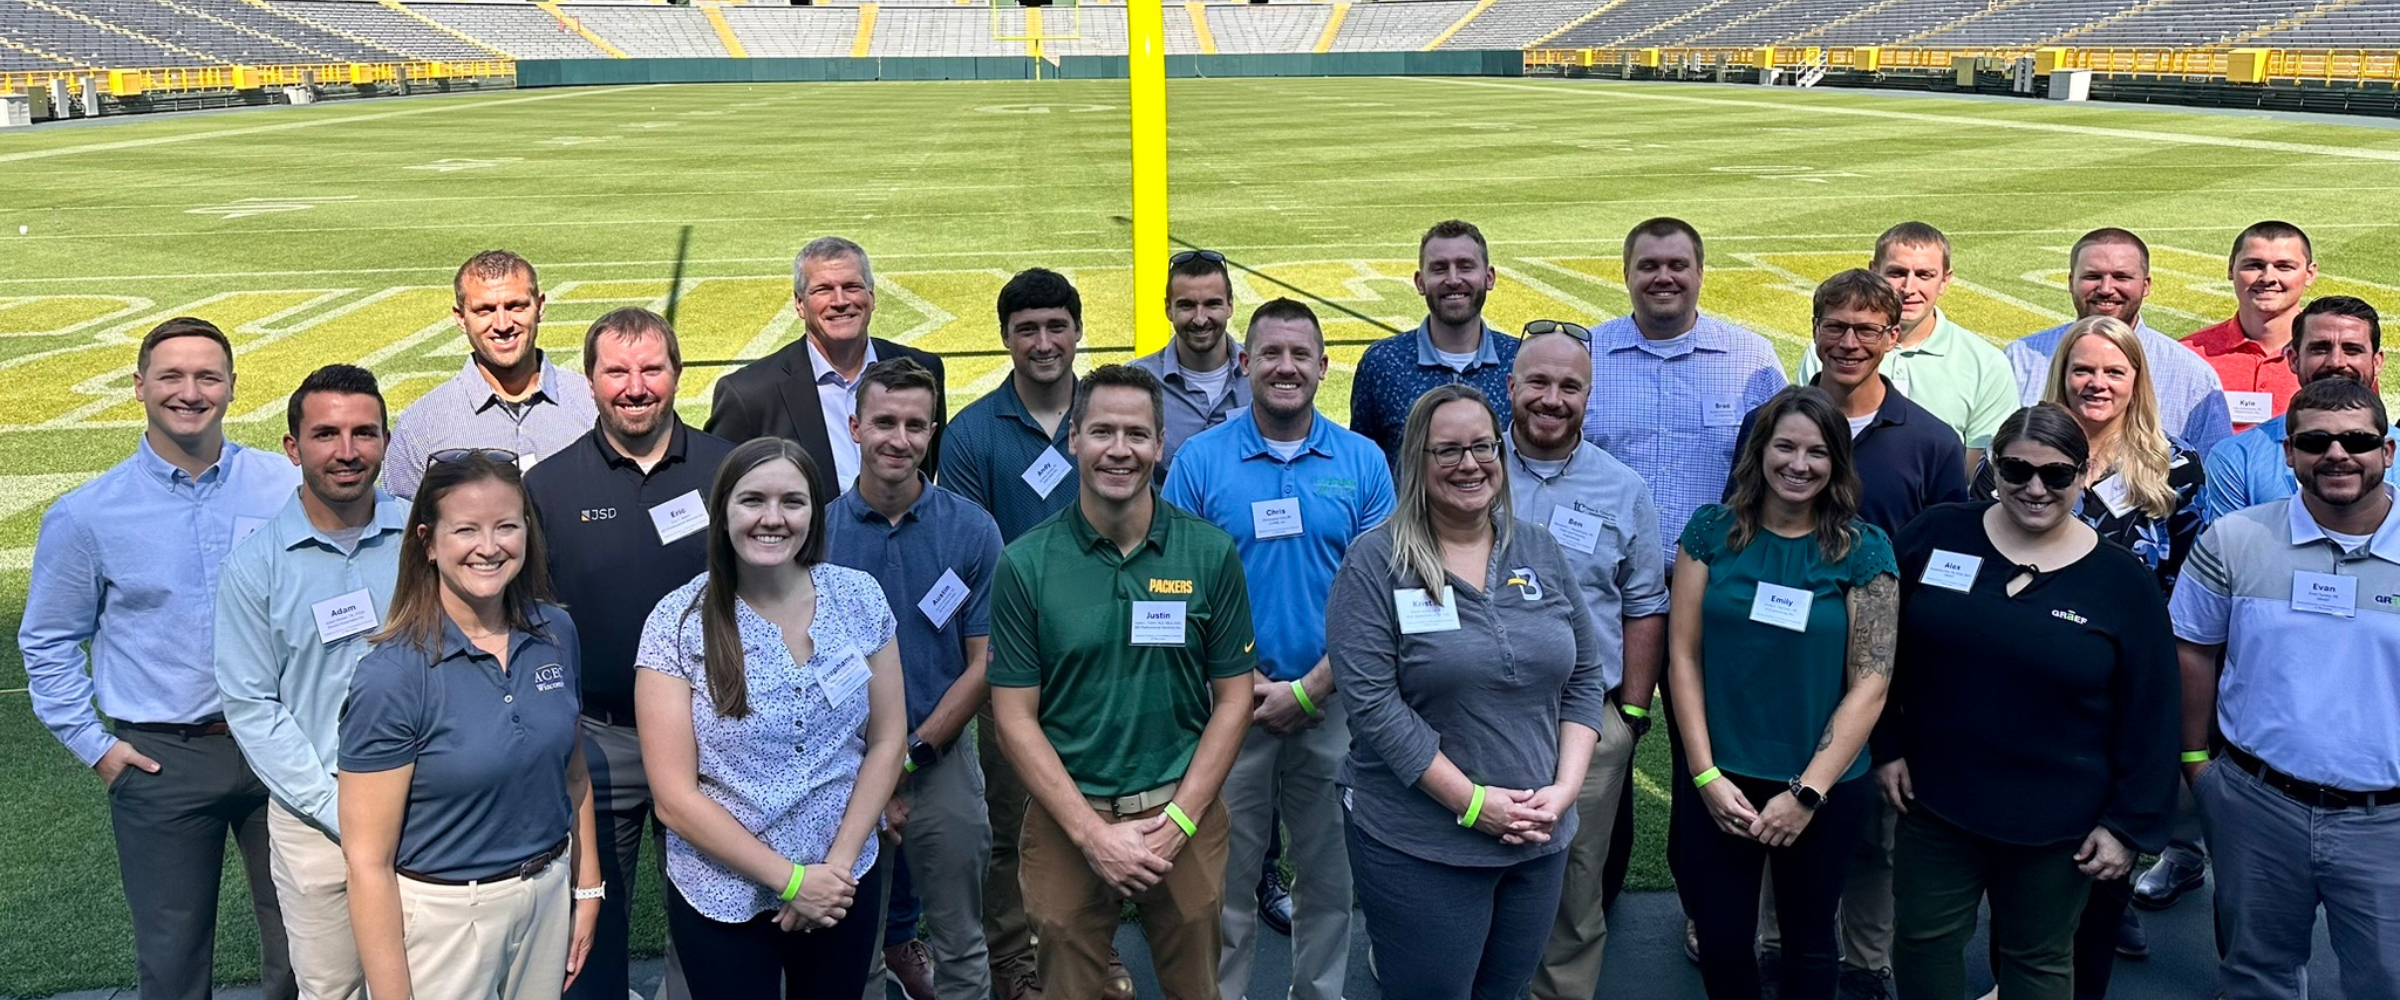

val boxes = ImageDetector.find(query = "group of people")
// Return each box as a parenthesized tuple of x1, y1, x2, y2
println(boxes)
(18, 216, 2395, 1000)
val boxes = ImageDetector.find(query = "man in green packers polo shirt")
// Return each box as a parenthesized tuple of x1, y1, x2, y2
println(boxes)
(989, 364, 1257, 1000)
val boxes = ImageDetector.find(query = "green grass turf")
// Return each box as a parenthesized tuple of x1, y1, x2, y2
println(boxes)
(3, 74, 2399, 993)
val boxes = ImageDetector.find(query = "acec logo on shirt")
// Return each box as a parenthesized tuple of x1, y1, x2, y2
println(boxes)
(534, 664, 567, 692)
(1148, 578, 1194, 595)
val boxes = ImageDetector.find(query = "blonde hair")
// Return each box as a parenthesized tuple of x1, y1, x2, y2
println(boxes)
(1387, 385, 1512, 607)
(2042, 315, 2175, 518)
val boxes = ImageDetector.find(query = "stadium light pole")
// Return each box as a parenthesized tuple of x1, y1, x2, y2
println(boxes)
(1129, 0, 1168, 355)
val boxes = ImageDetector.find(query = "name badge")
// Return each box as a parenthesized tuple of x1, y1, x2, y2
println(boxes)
(1020, 447, 1071, 500)
(1394, 587, 1462, 634)
(2091, 473, 2138, 519)
(819, 655, 871, 706)
(1549, 505, 1602, 555)
(232, 515, 269, 548)
(1251, 498, 1303, 540)
(311, 588, 379, 644)
(1130, 601, 1188, 646)
(2291, 570, 2357, 619)
(2226, 390, 2274, 426)
(1704, 399, 1742, 428)
(1750, 581, 1814, 632)
(649, 489, 709, 545)
(918, 568, 969, 630)
(1921, 549, 1982, 593)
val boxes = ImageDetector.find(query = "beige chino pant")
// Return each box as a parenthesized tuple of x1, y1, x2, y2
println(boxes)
(395, 856, 572, 1000)
(267, 802, 365, 1000)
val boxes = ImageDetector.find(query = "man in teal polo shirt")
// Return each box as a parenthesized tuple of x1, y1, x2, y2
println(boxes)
(990, 364, 1258, 1000)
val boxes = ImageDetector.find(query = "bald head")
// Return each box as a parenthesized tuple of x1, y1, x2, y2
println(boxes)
(1509, 331, 1592, 459)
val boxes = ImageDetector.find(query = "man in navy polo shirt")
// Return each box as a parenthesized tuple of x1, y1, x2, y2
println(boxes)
(1349, 219, 1520, 464)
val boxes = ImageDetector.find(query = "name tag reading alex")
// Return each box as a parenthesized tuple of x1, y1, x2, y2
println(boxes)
(312, 588, 379, 644)
(1131, 601, 1189, 646)
(1750, 581, 1814, 632)
(1921, 550, 1982, 593)
(1251, 498, 1303, 540)
(1704, 399, 1742, 428)
(649, 490, 709, 545)
(1394, 587, 1462, 634)
(2291, 570, 2357, 618)
(2226, 390, 2274, 426)
(1549, 505, 1602, 555)
(1021, 447, 1071, 500)
(918, 569, 970, 630)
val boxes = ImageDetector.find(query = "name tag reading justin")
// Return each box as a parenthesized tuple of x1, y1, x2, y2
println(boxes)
(918, 569, 970, 630)
(1749, 582, 1813, 632)
(649, 490, 709, 545)
(311, 588, 379, 644)
(2226, 390, 2274, 426)
(1394, 587, 1462, 634)
(1704, 399, 1742, 428)
(1251, 498, 1303, 540)
(232, 515, 269, 548)
(819, 655, 871, 706)
(1549, 505, 1602, 555)
(1921, 550, 1982, 593)
(1021, 447, 1071, 500)
(2291, 570, 2357, 618)
(2091, 474, 2138, 519)
(1131, 601, 1189, 646)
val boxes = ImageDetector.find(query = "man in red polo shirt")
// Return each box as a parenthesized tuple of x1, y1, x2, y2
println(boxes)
(2183, 221, 2317, 431)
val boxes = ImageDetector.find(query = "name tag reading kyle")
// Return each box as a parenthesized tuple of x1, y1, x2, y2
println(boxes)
(1704, 399, 1743, 428)
(312, 588, 379, 644)
(232, 515, 269, 548)
(2291, 570, 2357, 619)
(1251, 498, 1303, 540)
(1394, 587, 1462, 634)
(2226, 390, 2274, 426)
(1749, 582, 1814, 632)
(1131, 601, 1189, 646)
(1021, 448, 1071, 500)
(918, 569, 970, 630)
(819, 655, 871, 706)
(1549, 505, 1602, 555)
(649, 490, 709, 545)
(1921, 550, 1982, 593)
(2091, 474, 2139, 519)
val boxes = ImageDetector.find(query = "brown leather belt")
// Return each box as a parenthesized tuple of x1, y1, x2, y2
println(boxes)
(399, 837, 571, 886)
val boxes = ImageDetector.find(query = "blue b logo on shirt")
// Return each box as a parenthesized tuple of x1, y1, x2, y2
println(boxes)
(1506, 568, 1543, 602)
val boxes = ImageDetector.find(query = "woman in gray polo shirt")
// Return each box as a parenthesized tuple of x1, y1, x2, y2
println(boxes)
(1327, 384, 1608, 1000)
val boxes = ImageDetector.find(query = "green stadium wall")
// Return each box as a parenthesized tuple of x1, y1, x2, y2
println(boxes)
(512, 52, 1524, 88)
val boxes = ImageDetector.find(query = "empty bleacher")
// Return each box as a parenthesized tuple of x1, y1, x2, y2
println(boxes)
(1327, 0, 1474, 51)
(2231, 0, 2400, 46)
(868, 6, 1018, 56)
(409, 1, 610, 59)
(1438, 0, 1601, 49)
(3, 0, 205, 65)
(1791, 0, 1995, 46)
(1614, 0, 1766, 46)
(1908, 0, 2130, 47)
(42, 0, 325, 62)
(1538, 0, 1705, 48)
(2066, 0, 2324, 46)
(269, 0, 494, 60)
(570, 4, 720, 56)
(1694, 0, 1884, 45)
(720, 5, 855, 58)
(1, 35, 82, 67)
(170, 0, 403, 61)
(1209, 2, 1327, 53)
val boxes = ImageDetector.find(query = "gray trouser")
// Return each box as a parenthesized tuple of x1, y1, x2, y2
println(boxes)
(109, 725, 295, 1000)
(2195, 759, 2400, 1000)
(1218, 701, 1352, 1000)
(574, 714, 688, 1000)
(1530, 703, 1636, 1000)
(883, 742, 996, 1000)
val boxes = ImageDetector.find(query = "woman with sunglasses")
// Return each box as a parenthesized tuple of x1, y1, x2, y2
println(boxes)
(1669, 385, 1897, 1000)
(1878, 404, 2178, 1000)
(340, 448, 603, 1000)
(1326, 384, 1607, 1000)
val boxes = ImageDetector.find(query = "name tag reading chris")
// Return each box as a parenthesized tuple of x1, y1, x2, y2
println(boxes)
(312, 588, 379, 644)
(1251, 498, 1303, 540)
(649, 490, 709, 545)
(1749, 582, 1813, 632)
(1131, 601, 1189, 646)
(2291, 570, 2357, 619)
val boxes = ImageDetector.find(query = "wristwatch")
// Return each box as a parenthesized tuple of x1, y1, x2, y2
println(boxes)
(1618, 704, 1653, 740)
(1787, 777, 1824, 811)
(906, 735, 945, 774)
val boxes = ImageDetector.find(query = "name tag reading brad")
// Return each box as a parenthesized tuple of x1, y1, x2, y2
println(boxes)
(1704, 399, 1742, 428)
(649, 490, 709, 545)
(1749, 582, 1813, 632)
(1394, 587, 1462, 634)
(1549, 505, 1602, 555)
(918, 569, 970, 630)
(2291, 570, 2357, 618)
(1021, 447, 1071, 500)
(312, 588, 379, 644)
(1251, 498, 1303, 540)
(2226, 390, 2274, 426)
(1131, 601, 1189, 646)
(1921, 550, 1982, 593)
(232, 515, 269, 548)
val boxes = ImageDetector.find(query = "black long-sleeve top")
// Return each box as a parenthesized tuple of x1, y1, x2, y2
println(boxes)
(1879, 502, 2180, 853)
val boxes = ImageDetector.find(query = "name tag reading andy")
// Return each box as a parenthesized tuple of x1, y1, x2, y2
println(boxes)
(2291, 570, 2357, 618)
(649, 490, 709, 545)
(918, 569, 970, 630)
(1131, 601, 1189, 646)
(1549, 505, 1602, 555)
(1251, 498, 1303, 540)
(311, 588, 379, 644)
(232, 515, 269, 548)
(2091, 474, 2139, 519)
(1394, 587, 1462, 634)
(1921, 550, 1982, 593)
(2226, 390, 2274, 426)
(1704, 399, 1743, 428)
(1021, 447, 1071, 499)
(1750, 582, 1813, 632)
(819, 655, 871, 706)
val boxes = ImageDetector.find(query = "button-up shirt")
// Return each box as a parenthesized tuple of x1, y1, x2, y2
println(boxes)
(1504, 437, 1669, 692)
(1583, 313, 1789, 575)
(21, 438, 299, 766)
(1131, 344, 1251, 480)
(1797, 309, 2018, 451)
(2199, 416, 2400, 522)
(384, 352, 597, 499)
(808, 339, 878, 491)
(941, 377, 1077, 543)
(826, 478, 1005, 731)
(1347, 320, 1519, 464)
(2182, 316, 2299, 432)
(214, 493, 410, 834)
(2004, 317, 2234, 458)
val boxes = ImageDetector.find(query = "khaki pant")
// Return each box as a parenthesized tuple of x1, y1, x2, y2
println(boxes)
(396, 857, 572, 1000)
(267, 802, 364, 1000)
(1021, 795, 1229, 1000)
(1531, 703, 1637, 1000)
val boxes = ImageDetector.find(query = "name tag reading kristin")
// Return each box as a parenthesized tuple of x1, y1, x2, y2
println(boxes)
(1251, 498, 1303, 540)
(649, 490, 709, 545)
(1749, 581, 1814, 632)
(2226, 390, 2274, 426)
(232, 515, 269, 548)
(2291, 570, 2358, 619)
(1921, 550, 1983, 593)
(1130, 601, 1189, 646)
(1020, 447, 1071, 500)
(918, 569, 970, 630)
(1704, 399, 1742, 428)
(1549, 505, 1602, 555)
(311, 588, 379, 644)
(1394, 587, 1462, 634)
(2091, 474, 2139, 519)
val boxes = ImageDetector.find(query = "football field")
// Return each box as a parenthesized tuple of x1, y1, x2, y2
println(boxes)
(5, 73, 2400, 992)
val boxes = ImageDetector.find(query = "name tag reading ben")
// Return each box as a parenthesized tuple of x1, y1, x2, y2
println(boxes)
(649, 490, 709, 545)
(1131, 601, 1189, 646)
(1921, 550, 1982, 593)
(1394, 587, 1461, 634)
(918, 569, 970, 630)
(1549, 505, 1602, 555)
(1251, 498, 1303, 540)
(312, 588, 379, 644)
(1021, 448, 1071, 500)
(2226, 390, 2274, 426)
(2291, 570, 2357, 618)
(1749, 582, 1813, 632)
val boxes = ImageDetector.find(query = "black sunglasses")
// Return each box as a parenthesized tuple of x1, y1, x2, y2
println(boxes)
(1994, 456, 2081, 491)
(427, 447, 521, 469)
(1522, 319, 1591, 343)
(2292, 429, 2385, 455)
(1169, 249, 1226, 266)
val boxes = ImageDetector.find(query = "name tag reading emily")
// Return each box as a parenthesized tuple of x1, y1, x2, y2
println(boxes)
(1021, 448, 1071, 500)
(1750, 581, 1813, 632)
(1131, 601, 1189, 646)
(312, 588, 379, 644)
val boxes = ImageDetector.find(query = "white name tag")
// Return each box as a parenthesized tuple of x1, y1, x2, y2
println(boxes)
(311, 588, 379, 644)
(649, 489, 709, 545)
(918, 568, 969, 630)
(1130, 600, 1188, 646)
(1251, 498, 1303, 540)
(2091, 473, 2138, 519)
(1921, 550, 1982, 593)
(2226, 390, 2274, 425)
(819, 655, 871, 706)
(1549, 505, 1602, 555)
(232, 515, 268, 548)
(1704, 399, 1743, 428)
(1020, 447, 1071, 499)
(1394, 587, 1462, 634)
(2291, 570, 2357, 618)
(1750, 581, 1814, 632)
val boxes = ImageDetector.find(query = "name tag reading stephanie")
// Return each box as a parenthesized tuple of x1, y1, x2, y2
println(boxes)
(1131, 601, 1189, 646)
(1394, 587, 1462, 634)
(2291, 570, 2357, 619)
(1749, 582, 1813, 632)
(312, 588, 379, 644)
(819, 655, 872, 706)
(1021, 448, 1071, 500)
(1251, 498, 1303, 540)
(649, 490, 709, 545)
(1921, 550, 1982, 593)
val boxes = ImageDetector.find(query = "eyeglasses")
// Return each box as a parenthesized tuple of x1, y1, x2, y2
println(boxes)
(1169, 249, 1226, 266)
(2291, 429, 2386, 455)
(1522, 319, 1591, 343)
(1425, 439, 1502, 468)
(1993, 456, 2081, 491)
(1814, 320, 1897, 344)
(427, 447, 521, 468)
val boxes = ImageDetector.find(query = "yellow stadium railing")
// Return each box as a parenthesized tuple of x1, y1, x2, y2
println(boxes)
(0, 59, 513, 97)
(1526, 46, 2400, 84)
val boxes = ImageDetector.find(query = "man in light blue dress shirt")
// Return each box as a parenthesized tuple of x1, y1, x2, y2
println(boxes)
(216, 365, 409, 1000)
(20, 317, 301, 1000)
(2202, 296, 2389, 521)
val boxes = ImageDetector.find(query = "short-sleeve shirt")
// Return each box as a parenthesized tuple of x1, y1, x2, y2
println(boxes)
(1799, 309, 2019, 451)
(635, 565, 894, 922)
(1347, 321, 1519, 464)
(2198, 417, 2399, 522)
(2004, 318, 2234, 458)
(987, 498, 1258, 797)
(1974, 441, 2205, 595)
(2183, 317, 2299, 432)
(1679, 504, 1894, 784)
(940, 378, 1077, 543)
(340, 605, 584, 882)
(383, 352, 597, 500)
(1503, 438, 1669, 692)
(825, 479, 1004, 731)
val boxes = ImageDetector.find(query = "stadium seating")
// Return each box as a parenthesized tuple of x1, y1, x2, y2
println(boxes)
(1614, 0, 1768, 47)
(1538, 0, 1713, 50)
(1680, 0, 1876, 46)
(1209, 2, 1328, 54)
(1439, 0, 1607, 50)
(1326, 0, 1475, 51)
(2066, 0, 2327, 47)
(569, 4, 723, 57)
(408, 1, 612, 60)
(169, 0, 405, 62)
(41, 0, 324, 63)
(1909, 0, 2133, 47)
(268, 0, 495, 60)
(5, 0, 206, 66)
(721, 6, 856, 58)
(868, 6, 1018, 56)
(1790, 0, 1992, 48)
(2249, 0, 2400, 47)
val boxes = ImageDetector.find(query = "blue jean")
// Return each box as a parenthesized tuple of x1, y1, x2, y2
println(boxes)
(1346, 811, 1570, 1000)
(2195, 759, 2400, 1000)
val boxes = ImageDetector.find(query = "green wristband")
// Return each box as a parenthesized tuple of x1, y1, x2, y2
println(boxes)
(1458, 784, 1487, 828)
(1162, 802, 1197, 838)
(1693, 767, 1723, 789)
(2180, 750, 2212, 764)
(1290, 681, 1320, 718)
(903, 756, 918, 775)
(778, 864, 804, 903)
(1620, 703, 1651, 719)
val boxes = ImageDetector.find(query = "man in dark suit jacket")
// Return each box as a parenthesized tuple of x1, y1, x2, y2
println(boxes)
(706, 236, 947, 496)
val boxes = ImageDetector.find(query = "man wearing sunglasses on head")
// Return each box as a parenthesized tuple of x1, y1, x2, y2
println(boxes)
(2202, 297, 2391, 522)
(385, 250, 597, 500)
(1133, 250, 1250, 482)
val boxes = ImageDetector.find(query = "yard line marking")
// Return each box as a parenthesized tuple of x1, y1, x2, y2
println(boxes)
(0, 86, 660, 164)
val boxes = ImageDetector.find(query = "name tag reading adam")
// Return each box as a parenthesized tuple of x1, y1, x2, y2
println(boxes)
(1549, 505, 1602, 555)
(1131, 601, 1189, 646)
(1021, 448, 1071, 500)
(649, 490, 709, 545)
(312, 588, 379, 644)
(919, 569, 969, 630)
(1750, 581, 1813, 632)
(1394, 587, 1461, 634)
(1251, 498, 1303, 540)
(2291, 570, 2357, 619)
(1921, 550, 1982, 593)
(2226, 390, 2274, 426)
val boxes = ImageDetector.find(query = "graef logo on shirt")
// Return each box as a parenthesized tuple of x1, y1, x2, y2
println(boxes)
(1313, 478, 1358, 499)
(2052, 609, 2090, 625)
(1148, 578, 1194, 595)
(534, 664, 566, 692)
(580, 508, 617, 523)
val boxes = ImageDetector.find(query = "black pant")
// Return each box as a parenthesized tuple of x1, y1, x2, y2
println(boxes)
(569, 715, 649, 1000)
(109, 725, 295, 1000)
(1672, 771, 1873, 1000)
(2071, 870, 2136, 1000)
(666, 854, 889, 1000)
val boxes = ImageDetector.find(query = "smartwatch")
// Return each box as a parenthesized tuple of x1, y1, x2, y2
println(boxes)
(1786, 776, 1824, 811)
(1618, 704, 1653, 740)
(907, 736, 944, 774)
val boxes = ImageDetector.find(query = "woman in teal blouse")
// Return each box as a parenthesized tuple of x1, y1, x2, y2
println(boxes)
(1668, 386, 1899, 1000)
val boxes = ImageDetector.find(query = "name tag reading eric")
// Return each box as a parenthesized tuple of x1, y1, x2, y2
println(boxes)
(1549, 505, 1602, 555)
(2291, 570, 2357, 618)
(1131, 601, 1189, 646)
(649, 490, 709, 545)
(312, 588, 379, 644)
(918, 569, 970, 630)
(2226, 390, 2274, 426)
(1394, 587, 1462, 634)
(1750, 582, 1814, 632)
(1251, 498, 1303, 540)
(1921, 550, 1982, 593)
(1021, 447, 1071, 500)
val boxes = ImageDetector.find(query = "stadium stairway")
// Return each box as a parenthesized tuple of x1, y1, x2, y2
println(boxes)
(533, 0, 625, 57)
(1311, 1, 1345, 51)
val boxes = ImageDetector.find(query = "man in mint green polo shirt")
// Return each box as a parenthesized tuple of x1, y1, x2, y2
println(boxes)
(989, 364, 1257, 1000)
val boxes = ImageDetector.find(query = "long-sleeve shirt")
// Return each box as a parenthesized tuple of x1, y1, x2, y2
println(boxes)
(21, 437, 299, 766)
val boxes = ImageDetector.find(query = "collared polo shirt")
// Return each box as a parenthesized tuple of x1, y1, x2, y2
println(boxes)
(1162, 410, 1395, 682)
(384, 351, 597, 499)
(1504, 437, 1669, 692)
(2183, 316, 2299, 432)
(988, 497, 1258, 797)
(940, 377, 1077, 543)
(1132, 344, 1251, 480)
(1347, 320, 1519, 463)
(20, 437, 299, 766)
(826, 477, 1005, 730)
(2170, 492, 2400, 791)
(524, 420, 735, 719)
(2198, 416, 2400, 522)
(215, 492, 410, 834)
(341, 605, 584, 881)
(1583, 313, 1789, 574)
(2005, 318, 2233, 457)
(1797, 309, 2018, 450)
(1734, 377, 1970, 538)
(807, 338, 878, 491)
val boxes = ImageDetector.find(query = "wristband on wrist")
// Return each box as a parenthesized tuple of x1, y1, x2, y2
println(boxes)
(1289, 680, 1320, 718)
(2180, 750, 2212, 764)
(1619, 703, 1650, 719)
(1458, 784, 1488, 828)
(1162, 802, 1197, 838)
(778, 864, 804, 903)
(903, 756, 918, 774)
(1693, 766, 1723, 789)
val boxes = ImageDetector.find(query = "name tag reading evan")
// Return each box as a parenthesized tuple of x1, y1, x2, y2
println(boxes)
(1921, 550, 1982, 593)
(1549, 505, 1602, 555)
(918, 569, 970, 630)
(1750, 582, 1814, 632)
(1131, 601, 1189, 646)
(649, 490, 709, 545)
(1251, 498, 1303, 540)
(312, 588, 379, 644)
(2291, 570, 2357, 618)
(1021, 447, 1071, 500)
(2226, 390, 2274, 426)
(1394, 587, 1462, 634)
